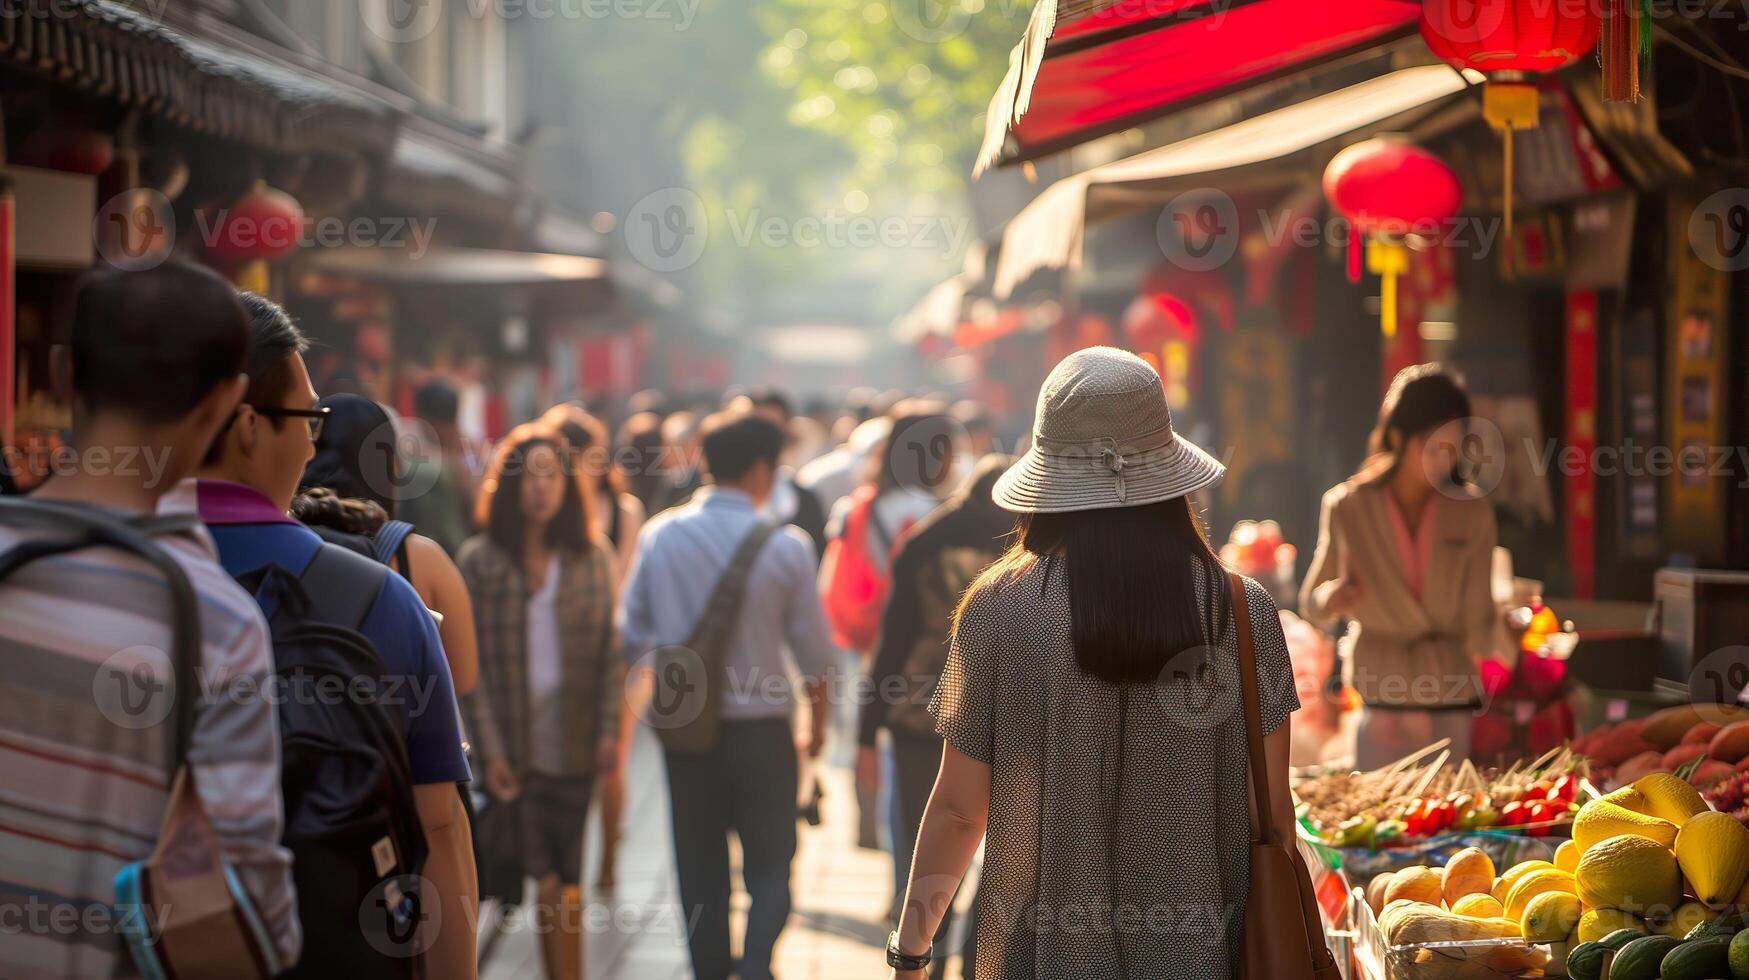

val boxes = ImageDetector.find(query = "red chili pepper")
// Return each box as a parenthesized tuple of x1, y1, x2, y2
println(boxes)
(1550, 775, 1579, 803)
(1526, 801, 1555, 836)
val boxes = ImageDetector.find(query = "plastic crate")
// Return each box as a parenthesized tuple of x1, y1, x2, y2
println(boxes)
(1569, 679, 1689, 733)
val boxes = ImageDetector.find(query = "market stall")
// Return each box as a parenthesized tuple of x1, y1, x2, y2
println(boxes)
(1300, 702, 1749, 979)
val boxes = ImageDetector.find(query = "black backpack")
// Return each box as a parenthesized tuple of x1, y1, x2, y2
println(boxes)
(241, 544, 430, 978)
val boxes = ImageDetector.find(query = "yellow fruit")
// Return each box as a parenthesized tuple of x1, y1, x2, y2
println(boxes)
(1657, 900, 1718, 938)
(1574, 833, 1683, 914)
(1522, 891, 1583, 942)
(1443, 847, 1497, 906)
(1573, 800, 1678, 853)
(1505, 869, 1578, 922)
(1384, 866, 1444, 907)
(1366, 871, 1396, 915)
(1603, 785, 1654, 814)
(1633, 772, 1711, 827)
(1452, 893, 1506, 918)
(1555, 839, 1580, 873)
(1493, 860, 1558, 902)
(1674, 810, 1749, 907)
(1379, 902, 1520, 946)
(1576, 907, 1648, 943)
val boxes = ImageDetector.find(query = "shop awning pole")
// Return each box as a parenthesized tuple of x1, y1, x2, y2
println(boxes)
(0, 177, 13, 448)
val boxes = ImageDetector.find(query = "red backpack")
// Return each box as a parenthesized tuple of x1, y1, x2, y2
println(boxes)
(821, 485, 900, 653)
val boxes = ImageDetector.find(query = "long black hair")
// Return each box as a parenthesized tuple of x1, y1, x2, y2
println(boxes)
(1356, 363, 1472, 486)
(964, 495, 1228, 685)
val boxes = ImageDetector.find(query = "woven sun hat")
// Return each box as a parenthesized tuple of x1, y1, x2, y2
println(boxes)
(992, 346, 1224, 513)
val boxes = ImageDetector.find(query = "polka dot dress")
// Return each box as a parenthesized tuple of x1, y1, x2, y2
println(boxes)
(932, 558, 1299, 980)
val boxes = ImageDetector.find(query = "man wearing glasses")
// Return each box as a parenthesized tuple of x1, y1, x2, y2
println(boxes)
(161, 292, 477, 979)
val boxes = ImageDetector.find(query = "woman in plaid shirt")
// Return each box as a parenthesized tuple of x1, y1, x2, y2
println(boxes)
(459, 423, 624, 980)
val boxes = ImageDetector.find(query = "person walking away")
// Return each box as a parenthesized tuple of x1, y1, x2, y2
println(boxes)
(821, 403, 958, 853)
(732, 388, 829, 556)
(797, 414, 891, 517)
(0, 262, 300, 978)
(619, 411, 836, 980)
(459, 423, 624, 980)
(615, 411, 669, 516)
(165, 294, 475, 979)
(400, 379, 477, 555)
(859, 455, 1012, 980)
(1299, 363, 1500, 770)
(889, 347, 1301, 979)
(297, 392, 480, 695)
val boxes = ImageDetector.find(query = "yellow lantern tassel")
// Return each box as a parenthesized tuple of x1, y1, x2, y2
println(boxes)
(1483, 82, 1538, 282)
(235, 260, 270, 295)
(1366, 239, 1408, 338)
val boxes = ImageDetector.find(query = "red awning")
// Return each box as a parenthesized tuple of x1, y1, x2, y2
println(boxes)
(976, 0, 1422, 173)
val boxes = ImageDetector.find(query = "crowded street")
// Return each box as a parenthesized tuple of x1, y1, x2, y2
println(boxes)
(5, 2, 1749, 980)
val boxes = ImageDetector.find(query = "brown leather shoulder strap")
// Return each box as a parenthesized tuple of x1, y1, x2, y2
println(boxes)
(1231, 569, 1277, 847)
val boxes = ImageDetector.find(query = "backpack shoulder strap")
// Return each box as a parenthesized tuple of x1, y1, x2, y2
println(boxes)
(299, 543, 390, 633)
(0, 498, 202, 773)
(374, 520, 416, 567)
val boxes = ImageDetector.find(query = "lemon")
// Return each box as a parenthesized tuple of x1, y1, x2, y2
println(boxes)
(1576, 907, 1648, 943)
(1522, 891, 1583, 942)
(1493, 860, 1557, 903)
(1451, 893, 1505, 919)
(1555, 839, 1580, 873)
(1505, 868, 1577, 923)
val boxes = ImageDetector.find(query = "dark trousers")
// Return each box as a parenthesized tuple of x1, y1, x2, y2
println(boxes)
(664, 718, 798, 980)
(890, 726, 961, 980)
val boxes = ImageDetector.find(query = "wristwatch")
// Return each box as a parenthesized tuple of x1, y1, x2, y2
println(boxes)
(886, 930, 932, 970)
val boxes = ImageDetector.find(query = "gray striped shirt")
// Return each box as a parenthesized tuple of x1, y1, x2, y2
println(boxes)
(0, 512, 299, 979)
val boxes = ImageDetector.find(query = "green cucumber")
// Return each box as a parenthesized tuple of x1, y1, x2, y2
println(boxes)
(1660, 937, 1731, 980)
(1599, 928, 1649, 952)
(1605, 934, 1682, 980)
(1564, 941, 1610, 980)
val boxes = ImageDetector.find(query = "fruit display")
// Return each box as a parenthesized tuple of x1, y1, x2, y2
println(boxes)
(1361, 770, 1749, 978)
(1298, 742, 1590, 848)
(1575, 704, 1749, 789)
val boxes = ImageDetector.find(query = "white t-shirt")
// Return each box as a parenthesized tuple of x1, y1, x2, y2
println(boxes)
(525, 555, 563, 774)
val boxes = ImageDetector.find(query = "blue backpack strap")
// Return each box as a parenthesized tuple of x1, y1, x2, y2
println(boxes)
(374, 520, 416, 568)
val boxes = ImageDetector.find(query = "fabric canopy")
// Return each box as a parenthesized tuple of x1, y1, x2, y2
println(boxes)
(976, 0, 1422, 173)
(305, 246, 607, 286)
(992, 65, 1480, 299)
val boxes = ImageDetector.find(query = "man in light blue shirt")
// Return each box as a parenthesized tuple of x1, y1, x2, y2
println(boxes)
(619, 411, 834, 980)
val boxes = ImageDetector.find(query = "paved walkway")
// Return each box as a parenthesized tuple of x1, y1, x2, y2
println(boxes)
(478, 724, 975, 979)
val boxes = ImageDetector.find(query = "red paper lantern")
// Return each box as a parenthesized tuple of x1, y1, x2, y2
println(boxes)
(1419, 0, 1598, 75)
(207, 182, 304, 265)
(1322, 138, 1459, 338)
(1322, 138, 1461, 238)
(17, 123, 115, 175)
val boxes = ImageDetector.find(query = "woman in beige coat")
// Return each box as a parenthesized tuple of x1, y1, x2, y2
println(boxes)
(1301, 364, 1501, 770)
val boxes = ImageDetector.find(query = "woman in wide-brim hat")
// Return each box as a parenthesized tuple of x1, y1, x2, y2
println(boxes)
(884, 347, 1301, 980)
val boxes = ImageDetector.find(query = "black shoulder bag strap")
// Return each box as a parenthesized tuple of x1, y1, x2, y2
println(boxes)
(299, 544, 390, 633)
(689, 521, 781, 645)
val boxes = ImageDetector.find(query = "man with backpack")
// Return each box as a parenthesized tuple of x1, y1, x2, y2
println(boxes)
(619, 410, 837, 980)
(160, 293, 476, 978)
(0, 262, 300, 978)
